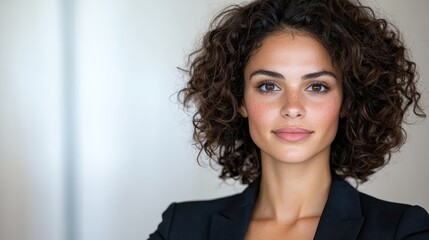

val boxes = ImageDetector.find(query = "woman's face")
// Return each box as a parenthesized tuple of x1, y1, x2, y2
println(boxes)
(240, 31, 343, 165)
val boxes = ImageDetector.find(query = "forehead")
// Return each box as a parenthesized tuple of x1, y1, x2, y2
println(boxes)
(244, 31, 340, 78)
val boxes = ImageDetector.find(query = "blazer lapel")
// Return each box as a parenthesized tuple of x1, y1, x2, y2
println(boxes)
(314, 179, 365, 240)
(209, 180, 259, 240)
(209, 178, 364, 240)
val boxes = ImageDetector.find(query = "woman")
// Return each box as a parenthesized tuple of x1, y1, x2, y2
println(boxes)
(149, 0, 429, 239)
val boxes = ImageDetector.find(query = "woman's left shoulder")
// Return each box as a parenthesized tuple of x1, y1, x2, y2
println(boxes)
(358, 192, 429, 239)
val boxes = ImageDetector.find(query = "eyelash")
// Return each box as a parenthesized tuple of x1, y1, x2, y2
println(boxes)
(305, 81, 331, 93)
(255, 80, 331, 94)
(256, 80, 280, 93)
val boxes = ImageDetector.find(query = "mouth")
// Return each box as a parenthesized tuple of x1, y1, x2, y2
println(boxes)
(272, 127, 313, 142)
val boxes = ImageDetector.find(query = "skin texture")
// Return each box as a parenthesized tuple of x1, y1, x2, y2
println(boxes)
(240, 31, 343, 168)
(240, 31, 343, 240)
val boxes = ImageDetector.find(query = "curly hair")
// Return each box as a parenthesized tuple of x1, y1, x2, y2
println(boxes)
(179, 0, 425, 184)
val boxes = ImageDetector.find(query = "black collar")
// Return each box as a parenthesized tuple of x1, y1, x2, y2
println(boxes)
(209, 178, 364, 240)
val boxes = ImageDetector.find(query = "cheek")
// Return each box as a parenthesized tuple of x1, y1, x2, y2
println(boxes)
(245, 99, 278, 136)
(311, 97, 342, 131)
(247, 102, 266, 126)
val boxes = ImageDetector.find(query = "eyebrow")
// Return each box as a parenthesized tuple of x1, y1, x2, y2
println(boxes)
(249, 69, 338, 80)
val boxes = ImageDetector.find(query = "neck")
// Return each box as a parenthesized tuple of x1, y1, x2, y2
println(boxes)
(253, 155, 332, 222)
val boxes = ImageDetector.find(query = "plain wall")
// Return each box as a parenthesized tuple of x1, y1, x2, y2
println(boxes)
(0, 0, 65, 240)
(0, 1, 427, 240)
(75, 0, 429, 239)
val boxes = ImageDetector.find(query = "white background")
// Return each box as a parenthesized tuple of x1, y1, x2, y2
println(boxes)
(0, 1, 428, 240)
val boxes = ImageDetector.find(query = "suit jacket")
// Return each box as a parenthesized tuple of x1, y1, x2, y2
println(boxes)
(149, 178, 429, 239)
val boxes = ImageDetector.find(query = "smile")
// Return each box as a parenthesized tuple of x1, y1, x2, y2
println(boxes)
(273, 127, 313, 142)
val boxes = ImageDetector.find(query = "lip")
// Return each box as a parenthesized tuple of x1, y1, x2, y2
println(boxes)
(273, 127, 313, 142)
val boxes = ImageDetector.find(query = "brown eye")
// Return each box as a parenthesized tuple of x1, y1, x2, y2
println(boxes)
(258, 82, 280, 92)
(311, 84, 322, 92)
(306, 83, 328, 93)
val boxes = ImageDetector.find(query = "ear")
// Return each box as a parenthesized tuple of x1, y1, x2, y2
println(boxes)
(238, 101, 248, 118)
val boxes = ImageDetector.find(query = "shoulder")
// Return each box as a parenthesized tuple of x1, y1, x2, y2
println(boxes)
(178, 192, 243, 210)
(358, 191, 429, 239)
(148, 181, 259, 240)
(169, 192, 243, 221)
(148, 192, 243, 240)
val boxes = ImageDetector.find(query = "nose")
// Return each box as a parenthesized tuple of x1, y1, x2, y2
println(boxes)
(280, 90, 305, 119)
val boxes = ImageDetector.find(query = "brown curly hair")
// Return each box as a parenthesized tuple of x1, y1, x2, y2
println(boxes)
(179, 0, 425, 184)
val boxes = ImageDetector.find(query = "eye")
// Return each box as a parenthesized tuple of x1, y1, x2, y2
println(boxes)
(306, 82, 329, 93)
(257, 81, 280, 93)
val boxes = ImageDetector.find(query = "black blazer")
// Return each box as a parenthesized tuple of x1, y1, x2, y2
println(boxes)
(149, 179, 429, 239)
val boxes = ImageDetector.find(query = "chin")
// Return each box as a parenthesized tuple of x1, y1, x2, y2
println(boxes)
(266, 151, 312, 164)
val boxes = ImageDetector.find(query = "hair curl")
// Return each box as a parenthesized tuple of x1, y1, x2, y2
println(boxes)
(179, 0, 425, 184)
